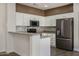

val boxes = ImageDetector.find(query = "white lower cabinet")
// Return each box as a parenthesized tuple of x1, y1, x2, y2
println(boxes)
(51, 40, 56, 47)
(14, 34, 50, 56)
(14, 38, 27, 56)
(14, 34, 30, 56)
(40, 37, 50, 56)
(41, 33, 56, 47)
(30, 34, 40, 56)
(30, 34, 50, 56)
(50, 34, 56, 47)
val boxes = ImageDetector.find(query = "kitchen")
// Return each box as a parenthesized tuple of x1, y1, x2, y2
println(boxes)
(10, 3, 57, 56)
(0, 3, 79, 56)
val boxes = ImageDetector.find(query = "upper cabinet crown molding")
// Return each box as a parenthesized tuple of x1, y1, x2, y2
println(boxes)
(16, 3, 45, 16)
(45, 4, 73, 16)
(16, 3, 73, 16)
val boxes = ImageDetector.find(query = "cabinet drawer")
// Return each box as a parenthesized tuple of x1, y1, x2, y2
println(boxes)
(51, 40, 56, 47)
(51, 38, 56, 41)
(52, 34, 56, 39)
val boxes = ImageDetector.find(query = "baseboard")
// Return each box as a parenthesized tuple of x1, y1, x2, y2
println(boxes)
(13, 50, 21, 56)
(0, 51, 6, 53)
(51, 45, 56, 48)
(6, 51, 14, 53)
(74, 48, 79, 52)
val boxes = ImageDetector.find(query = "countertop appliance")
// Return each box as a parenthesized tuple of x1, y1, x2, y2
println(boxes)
(27, 28, 37, 33)
(30, 20, 39, 27)
(56, 18, 74, 51)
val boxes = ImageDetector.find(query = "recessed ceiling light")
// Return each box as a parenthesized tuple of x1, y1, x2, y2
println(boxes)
(44, 5, 48, 7)
(33, 3, 36, 5)
(32, 3, 48, 8)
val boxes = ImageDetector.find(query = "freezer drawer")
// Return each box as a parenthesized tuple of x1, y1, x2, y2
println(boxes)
(56, 38, 73, 51)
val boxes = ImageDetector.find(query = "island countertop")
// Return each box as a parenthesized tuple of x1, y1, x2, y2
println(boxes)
(8, 30, 56, 34)
(8, 31, 55, 39)
(8, 31, 52, 56)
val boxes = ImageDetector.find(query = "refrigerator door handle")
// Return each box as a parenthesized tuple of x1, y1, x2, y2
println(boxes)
(61, 20, 64, 36)
(57, 30, 60, 36)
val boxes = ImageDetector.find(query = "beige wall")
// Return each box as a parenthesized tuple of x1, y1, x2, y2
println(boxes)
(73, 3, 79, 51)
(6, 3, 16, 53)
(0, 4, 7, 52)
(0, 3, 15, 52)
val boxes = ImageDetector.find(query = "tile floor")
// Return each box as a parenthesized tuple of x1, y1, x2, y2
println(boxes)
(51, 47, 79, 56)
(0, 47, 79, 56)
(0, 52, 19, 56)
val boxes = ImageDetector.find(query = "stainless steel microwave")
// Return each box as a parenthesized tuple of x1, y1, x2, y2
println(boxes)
(30, 20, 39, 27)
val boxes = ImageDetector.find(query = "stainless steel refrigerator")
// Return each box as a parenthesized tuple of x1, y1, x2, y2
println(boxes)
(56, 18, 74, 51)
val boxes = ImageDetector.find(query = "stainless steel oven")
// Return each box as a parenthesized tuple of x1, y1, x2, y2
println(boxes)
(27, 28, 37, 33)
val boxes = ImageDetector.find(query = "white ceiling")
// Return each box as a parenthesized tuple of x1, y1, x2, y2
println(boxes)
(21, 3, 70, 10)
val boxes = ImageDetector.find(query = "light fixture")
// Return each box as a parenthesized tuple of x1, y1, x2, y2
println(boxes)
(32, 3, 48, 8)
(44, 5, 48, 7)
(32, 3, 36, 5)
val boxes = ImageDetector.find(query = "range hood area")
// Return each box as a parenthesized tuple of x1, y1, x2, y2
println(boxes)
(16, 26, 56, 33)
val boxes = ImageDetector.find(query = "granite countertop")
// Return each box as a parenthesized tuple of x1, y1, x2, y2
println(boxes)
(40, 35, 51, 38)
(40, 31, 56, 33)
(8, 31, 41, 35)
(9, 31, 56, 34)
(9, 31, 55, 39)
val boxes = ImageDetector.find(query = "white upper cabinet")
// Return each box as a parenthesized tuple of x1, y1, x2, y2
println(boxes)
(16, 12, 24, 26)
(24, 14, 30, 26)
(48, 17, 56, 26)
(39, 17, 45, 26)
(51, 18, 56, 26)
(16, 12, 56, 27)
(16, 12, 41, 26)
(43, 17, 51, 26)
(29, 15, 46, 26)
(45, 16, 56, 26)
(30, 14, 40, 21)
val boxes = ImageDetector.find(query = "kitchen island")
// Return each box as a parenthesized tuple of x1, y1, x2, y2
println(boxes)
(9, 32, 51, 56)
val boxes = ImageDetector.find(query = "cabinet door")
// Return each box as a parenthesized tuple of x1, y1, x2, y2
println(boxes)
(45, 17, 56, 26)
(14, 35, 30, 56)
(39, 17, 45, 26)
(16, 12, 24, 26)
(51, 40, 56, 47)
(24, 14, 30, 26)
(30, 14, 39, 21)
(51, 18, 56, 26)
(40, 37, 50, 56)
(44, 17, 52, 26)
(30, 34, 40, 56)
